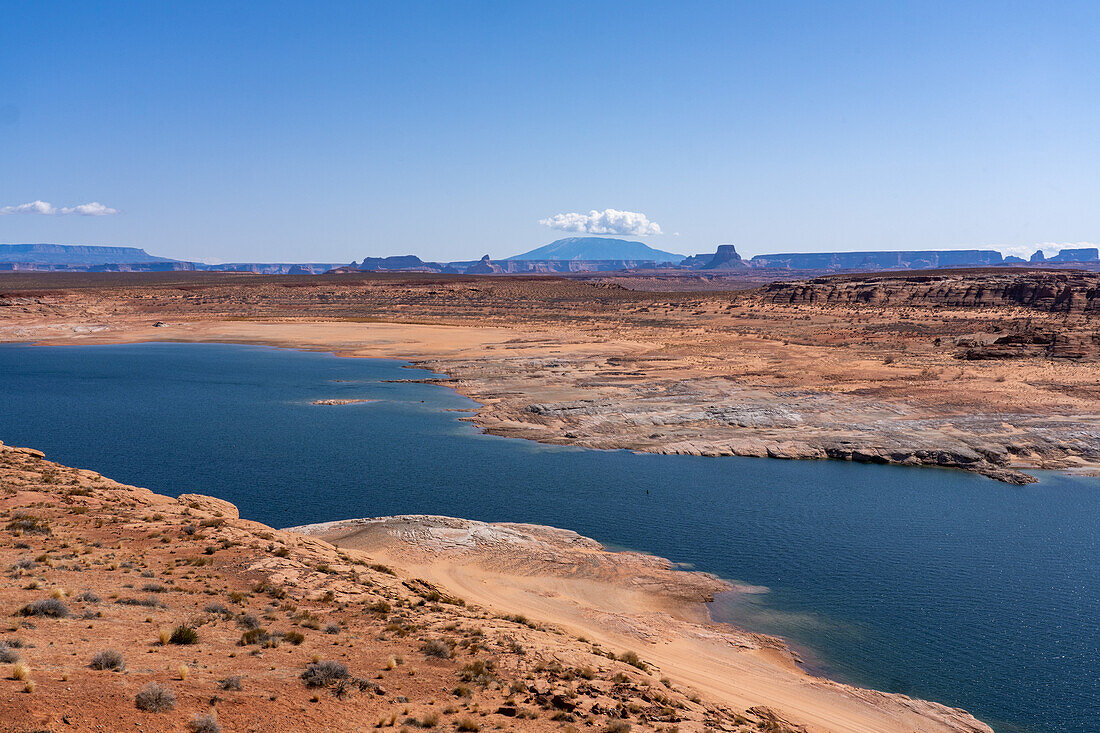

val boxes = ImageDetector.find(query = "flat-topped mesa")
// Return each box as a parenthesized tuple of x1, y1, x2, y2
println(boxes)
(1047, 247, 1100, 263)
(750, 249, 1006, 270)
(761, 270, 1100, 313)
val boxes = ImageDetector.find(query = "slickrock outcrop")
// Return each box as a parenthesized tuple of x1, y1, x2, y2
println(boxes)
(763, 270, 1100, 312)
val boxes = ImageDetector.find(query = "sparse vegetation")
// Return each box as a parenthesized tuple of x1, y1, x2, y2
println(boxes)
(135, 682, 176, 712)
(169, 624, 199, 645)
(90, 649, 125, 671)
(188, 714, 222, 733)
(0, 642, 20, 663)
(617, 651, 648, 671)
(301, 659, 349, 688)
(420, 638, 453, 658)
(5, 513, 51, 534)
(218, 675, 243, 691)
(18, 598, 70, 618)
(11, 661, 30, 681)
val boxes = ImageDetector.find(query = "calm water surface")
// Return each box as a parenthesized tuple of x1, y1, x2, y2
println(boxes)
(0, 343, 1096, 733)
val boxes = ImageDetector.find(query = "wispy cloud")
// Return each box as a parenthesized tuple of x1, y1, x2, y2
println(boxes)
(0, 200, 118, 216)
(539, 208, 662, 236)
(996, 241, 1096, 259)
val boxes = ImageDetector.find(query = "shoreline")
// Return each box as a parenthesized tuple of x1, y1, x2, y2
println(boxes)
(9, 321, 1098, 484)
(2, 271, 1098, 484)
(0, 442, 994, 732)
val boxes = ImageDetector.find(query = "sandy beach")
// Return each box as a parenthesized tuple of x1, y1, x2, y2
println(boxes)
(0, 442, 991, 732)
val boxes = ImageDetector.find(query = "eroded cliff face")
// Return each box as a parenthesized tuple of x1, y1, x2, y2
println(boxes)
(762, 271, 1100, 312)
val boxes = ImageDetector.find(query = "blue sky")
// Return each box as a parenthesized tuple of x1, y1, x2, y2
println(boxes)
(1, 1, 1098, 263)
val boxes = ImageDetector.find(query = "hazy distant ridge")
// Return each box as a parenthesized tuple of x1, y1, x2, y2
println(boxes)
(0, 243, 174, 265)
(506, 237, 685, 262)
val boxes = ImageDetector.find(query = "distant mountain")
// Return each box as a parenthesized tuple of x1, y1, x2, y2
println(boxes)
(0, 244, 343, 274)
(0, 243, 175, 265)
(506, 237, 684, 262)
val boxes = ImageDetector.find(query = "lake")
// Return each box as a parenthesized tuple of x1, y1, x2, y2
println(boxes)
(0, 342, 1096, 733)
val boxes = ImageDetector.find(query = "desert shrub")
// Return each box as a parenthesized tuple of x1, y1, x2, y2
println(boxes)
(90, 649, 125, 671)
(239, 627, 270, 646)
(189, 713, 221, 733)
(218, 675, 243, 691)
(369, 563, 396, 576)
(283, 630, 305, 645)
(204, 602, 231, 616)
(135, 682, 176, 712)
(11, 661, 30, 680)
(169, 624, 199, 645)
(324, 622, 341, 634)
(408, 711, 440, 728)
(116, 596, 162, 608)
(141, 583, 167, 593)
(456, 718, 480, 732)
(420, 638, 453, 658)
(18, 598, 70, 618)
(366, 600, 391, 615)
(11, 557, 36, 571)
(0, 642, 20, 663)
(301, 659, 349, 688)
(75, 591, 101, 603)
(236, 613, 260, 629)
(606, 721, 631, 733)
(618, 651, 647, 671)
(5, 513, 51, 534)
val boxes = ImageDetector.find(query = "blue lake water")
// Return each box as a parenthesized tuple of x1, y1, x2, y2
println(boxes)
(0, 342, 1096, 733)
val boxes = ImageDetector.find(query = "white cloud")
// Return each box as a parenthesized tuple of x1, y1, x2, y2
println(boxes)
(0, 200, 118, 216)
(539, 208, 662, 236)
(996, 241, 1096, 260)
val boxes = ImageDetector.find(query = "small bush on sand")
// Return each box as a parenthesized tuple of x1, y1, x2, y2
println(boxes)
(18, 598, 70, 618)
(75, 591, 101, 603)
(218, 675, 243, 691)
(5, 513, 51, 535)
(456, 718, 480, 732)
(236, 613, 260, 629)
(204, 602, 231, 616)
(189, 714, 221, 733)
(283, 630, 305, 645)
(135, 682, 176, 712)
(169, 624, 199, 645)
(11, 662, 30, 681)
(420, 638, 452, 658)
(239, 627, 270, 646)
(90, 649, 125, 671)
(301, 660, 349, 688)
(617, 651, 647, 671)
(0, 642, 20, 664)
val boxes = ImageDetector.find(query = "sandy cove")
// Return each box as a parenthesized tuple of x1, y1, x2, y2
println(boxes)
(0, 442, 991, 733)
